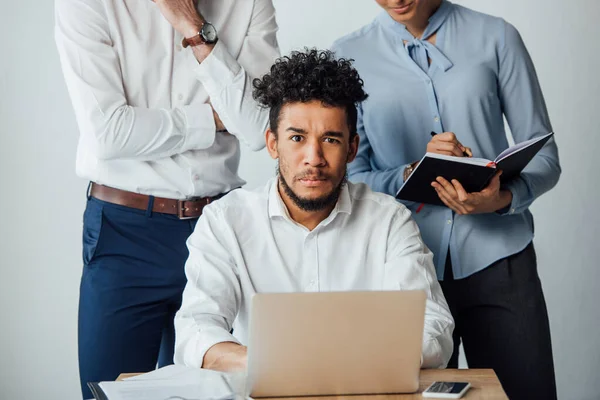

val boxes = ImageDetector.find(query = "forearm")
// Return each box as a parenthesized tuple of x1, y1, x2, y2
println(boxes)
(502, 152, 561, 214)
(349, 164, 405, 197)
(203, 342, 247, 371)
(174, 206, 246, 369)
(384, 210, 455, 368)
(88, 104, 216, 161)
(196, 51, 270, 150)
(181, 8, 277, 150)
(55, 0, 219, 162)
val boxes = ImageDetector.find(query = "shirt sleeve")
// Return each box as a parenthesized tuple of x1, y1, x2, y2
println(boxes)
(346, 103, 420, 210)
(383, 208, 454, 369)
(54, 0, 219, 162)
(194, 0, 280, 151)
(347, 103, 407, 193)
(174, 205, 242, 368)
(330, 42, 412, 204)
(497, 21, 561, 215)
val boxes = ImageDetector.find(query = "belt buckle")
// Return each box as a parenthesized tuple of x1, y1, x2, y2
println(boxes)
(177, 199, 196, 220)
(177, 197, 210, 220)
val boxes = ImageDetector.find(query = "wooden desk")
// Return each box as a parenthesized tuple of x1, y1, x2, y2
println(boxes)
(118, 369, 507, 399)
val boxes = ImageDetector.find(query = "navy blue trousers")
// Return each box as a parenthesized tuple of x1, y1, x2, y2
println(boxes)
(78, 194, 197, 399)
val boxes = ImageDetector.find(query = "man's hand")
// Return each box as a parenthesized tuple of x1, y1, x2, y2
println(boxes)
(202, 342, 247, 371)
(427, 132, 472, 157)
(431, 171, 512, 215)
(153, 0, 204, 38)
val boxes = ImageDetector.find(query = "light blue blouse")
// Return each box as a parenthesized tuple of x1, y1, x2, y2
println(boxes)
(332, 1, 561, 279)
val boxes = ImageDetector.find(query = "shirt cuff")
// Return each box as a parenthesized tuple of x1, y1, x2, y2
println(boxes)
(182, 103, 216, 150)
(193, 40, 241, 96)
(180, 326, 241, 369)
(498, 177, 531, 216)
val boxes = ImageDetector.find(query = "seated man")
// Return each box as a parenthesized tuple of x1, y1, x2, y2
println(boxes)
(174, 49, 453, 371)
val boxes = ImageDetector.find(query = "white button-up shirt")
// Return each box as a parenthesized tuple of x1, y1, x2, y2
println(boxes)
(174, 179, 454, 369)
(55, 0, 279, 198)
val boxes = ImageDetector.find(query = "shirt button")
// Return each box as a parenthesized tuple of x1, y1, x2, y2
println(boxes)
(178, 93, 184, 101)
(193, 174, 200, 181)
(434, 116, 440, 122)
(510, 208, 515, 214)
(447, 219, 452, 225)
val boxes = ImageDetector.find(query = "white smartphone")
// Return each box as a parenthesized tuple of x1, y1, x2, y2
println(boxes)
(422, 381, 471, 398)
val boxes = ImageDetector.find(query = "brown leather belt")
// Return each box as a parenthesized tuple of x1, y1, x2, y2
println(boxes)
(90, 182, 223, 219)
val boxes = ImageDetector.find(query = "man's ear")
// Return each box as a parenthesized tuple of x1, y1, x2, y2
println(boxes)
(347, 133, 360, 163)
(265, 128, 279, 160)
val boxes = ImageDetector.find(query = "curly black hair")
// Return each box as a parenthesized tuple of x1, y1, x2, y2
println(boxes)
(252, 48, 368, 138)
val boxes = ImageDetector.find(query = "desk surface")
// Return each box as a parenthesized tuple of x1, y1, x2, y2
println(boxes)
(118, 368, 507, 399)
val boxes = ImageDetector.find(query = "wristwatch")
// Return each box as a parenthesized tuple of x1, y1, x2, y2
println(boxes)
(403, 161, 419, 182)
(182, 21, 218, 48)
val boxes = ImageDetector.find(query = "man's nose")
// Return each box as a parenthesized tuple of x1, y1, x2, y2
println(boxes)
(303, 140, 326, 167)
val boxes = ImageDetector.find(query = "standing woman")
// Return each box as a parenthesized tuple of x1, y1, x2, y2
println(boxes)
(332, 1, 560, 399)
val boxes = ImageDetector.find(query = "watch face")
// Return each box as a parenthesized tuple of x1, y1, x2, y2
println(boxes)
(201, 22, 218, 43)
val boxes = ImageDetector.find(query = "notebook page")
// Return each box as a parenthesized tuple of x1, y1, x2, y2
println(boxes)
(494, 132, 554, 163)
(425, 152, 493, 167)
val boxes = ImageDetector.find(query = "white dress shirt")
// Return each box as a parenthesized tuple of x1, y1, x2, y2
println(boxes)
(174, 179, 454, 369)
(55, 0, 279, 198)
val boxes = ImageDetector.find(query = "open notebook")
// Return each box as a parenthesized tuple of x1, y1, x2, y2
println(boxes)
(396, 132, 554, 206)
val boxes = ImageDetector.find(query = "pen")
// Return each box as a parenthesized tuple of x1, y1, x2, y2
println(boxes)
(430, 131, 472, 157)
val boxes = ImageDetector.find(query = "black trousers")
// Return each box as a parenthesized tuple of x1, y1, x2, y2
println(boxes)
(440, 243, 557, 400)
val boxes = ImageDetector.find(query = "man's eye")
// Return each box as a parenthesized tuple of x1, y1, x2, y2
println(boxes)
(291, 135, 303, 142)
(324, 137, 340, 144)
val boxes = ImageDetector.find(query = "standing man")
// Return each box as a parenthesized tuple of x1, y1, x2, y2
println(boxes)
(55, 0, 279, 397)
(332, 1, 560, 399)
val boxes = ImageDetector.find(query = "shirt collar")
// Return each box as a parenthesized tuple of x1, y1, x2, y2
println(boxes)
(376, 1, 454, 72)
(268, 178, 353, 222)
(376, 0, 454, 40)
(268, 178, 289, 219)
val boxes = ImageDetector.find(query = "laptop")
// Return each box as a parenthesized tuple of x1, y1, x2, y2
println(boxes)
(246, 290, 426, 398)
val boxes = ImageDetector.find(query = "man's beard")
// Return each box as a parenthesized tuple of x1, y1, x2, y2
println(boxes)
(277, 164, 347, 212)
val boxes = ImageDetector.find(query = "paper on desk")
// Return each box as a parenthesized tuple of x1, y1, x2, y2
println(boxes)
(98, 381, 232, 400)
(124, 364, 219, 382)
(98, 365, 247, 400)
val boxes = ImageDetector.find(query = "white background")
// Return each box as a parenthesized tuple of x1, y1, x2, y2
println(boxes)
(0, 0, 598, 399)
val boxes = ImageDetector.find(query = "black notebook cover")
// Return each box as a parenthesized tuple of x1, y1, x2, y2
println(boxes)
(397, 157, 495, 206)
(396, 133, 553, 206)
